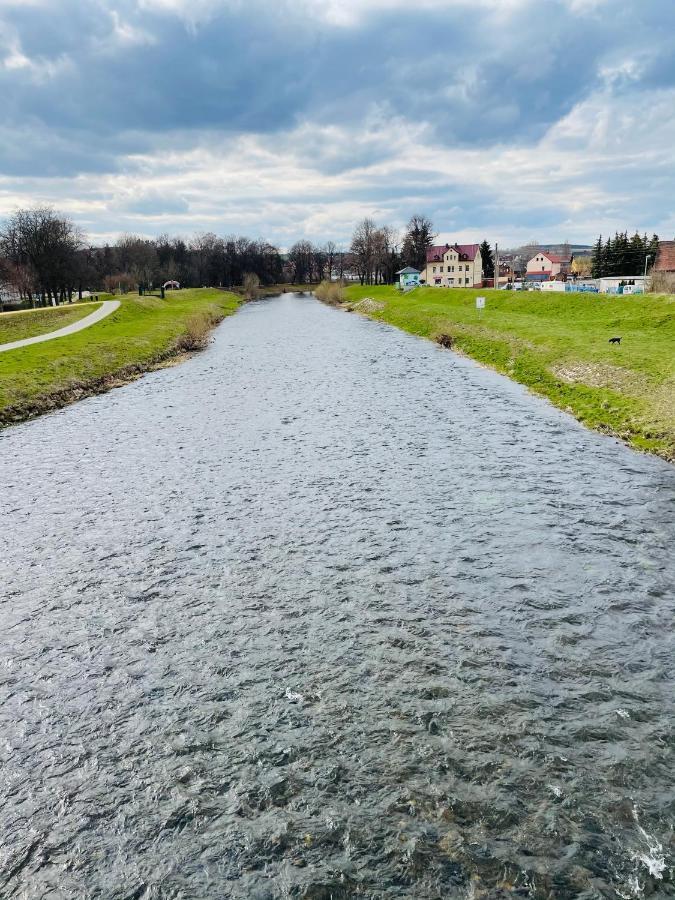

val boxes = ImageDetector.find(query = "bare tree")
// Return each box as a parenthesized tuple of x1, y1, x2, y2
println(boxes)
(288, 240, 314, 284)
(351, 218, 377, 284)
(373, 225, 400, 284)
(0, 258, 35, 307)
(324, 241, 338, 281)
(115, 234, 159, 290)
(242, 272, 260, 299)
(0, 207, 84, 306)
(312, 246, 328, 283)
(520, 238, 540, 261)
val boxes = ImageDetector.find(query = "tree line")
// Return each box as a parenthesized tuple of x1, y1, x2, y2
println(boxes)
(0, 207, 295, 306)
(590, 232, 660, 278)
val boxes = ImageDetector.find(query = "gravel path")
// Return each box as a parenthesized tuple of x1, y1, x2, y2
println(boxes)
(0, 300, 121, 353)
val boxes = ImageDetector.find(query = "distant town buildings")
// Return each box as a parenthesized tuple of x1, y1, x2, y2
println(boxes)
(421, 244, 483, 287)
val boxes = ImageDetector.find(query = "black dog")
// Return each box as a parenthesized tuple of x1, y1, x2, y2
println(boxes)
(609, 337, 621, 345)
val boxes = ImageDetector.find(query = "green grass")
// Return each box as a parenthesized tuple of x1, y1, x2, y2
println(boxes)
(0, 301, 101, 344)
(344, 284, 675, 461)
(0, 288, 241, 425)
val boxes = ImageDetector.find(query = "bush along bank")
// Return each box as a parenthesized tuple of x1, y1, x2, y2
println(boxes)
(0, 289, 241, 426)
(341, 284, 675, 463)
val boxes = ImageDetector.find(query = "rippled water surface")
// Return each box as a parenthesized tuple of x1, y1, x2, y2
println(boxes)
(2, 294, 674, 899)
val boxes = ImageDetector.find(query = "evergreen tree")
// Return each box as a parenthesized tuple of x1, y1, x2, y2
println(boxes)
(591, 230, 659, 279)
(479, 239, 494, 278)
(648, 234, 660, 271)
(591, 235, 603, 278)
(401, 214, 435, 271)
(628, 232, 645, 276)
(604, 236, 613, 277)
(614, 231, 629, 274)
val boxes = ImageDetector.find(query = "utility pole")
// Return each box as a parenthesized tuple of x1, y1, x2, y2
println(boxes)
(644, 253, 652, 288)
(494, 243, 499, 289)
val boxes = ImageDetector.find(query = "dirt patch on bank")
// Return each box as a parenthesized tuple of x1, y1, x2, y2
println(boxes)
(351, 298, 385, 314)
(550, 361, 644, 391)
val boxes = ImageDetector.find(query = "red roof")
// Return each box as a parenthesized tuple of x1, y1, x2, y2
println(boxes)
(535, 251, 571, 265)
(655, 240, 675, 272)
(427, 244, 449, 262)
(455, 243, 480, 261)
(426, 242, 480, 263)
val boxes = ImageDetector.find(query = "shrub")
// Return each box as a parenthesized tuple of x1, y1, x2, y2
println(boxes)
(242, 272, 260, 300)
(649, 272, 675, 294)
(103, 273, 135, 295)
(173, 305, 222, 352)
(315, 280, 346, 305)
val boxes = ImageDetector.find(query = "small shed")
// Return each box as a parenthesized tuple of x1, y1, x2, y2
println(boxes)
(396, 267, 421, 290)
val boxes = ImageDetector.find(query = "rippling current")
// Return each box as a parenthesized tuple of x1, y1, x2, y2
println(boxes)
(1, 293, 674, 899)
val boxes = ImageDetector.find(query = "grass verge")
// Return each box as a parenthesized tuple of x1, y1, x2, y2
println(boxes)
(0, 301, 101, 344)
(0, 288, 241, 426)
(344, 285, 675, 462)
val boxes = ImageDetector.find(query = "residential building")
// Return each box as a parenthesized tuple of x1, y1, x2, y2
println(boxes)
(421, 243, 483, 288)
(525, 251, 573, 282)
(655, 240, 675, 272)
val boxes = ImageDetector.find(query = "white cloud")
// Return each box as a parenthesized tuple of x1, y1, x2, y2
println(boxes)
(1, 15, 72, 80)
(109, 10, 157, 47)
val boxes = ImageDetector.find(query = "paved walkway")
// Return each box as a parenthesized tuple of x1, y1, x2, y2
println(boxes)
(0, 300, 120, 354)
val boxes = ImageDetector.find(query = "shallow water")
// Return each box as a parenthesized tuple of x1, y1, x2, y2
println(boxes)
(1, 293, 674, 899)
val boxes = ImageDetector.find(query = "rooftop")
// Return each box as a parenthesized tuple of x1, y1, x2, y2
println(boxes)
(426, 243, 480, 263)
(532, 251, 572, 264)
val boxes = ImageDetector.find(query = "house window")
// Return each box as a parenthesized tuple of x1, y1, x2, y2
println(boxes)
(465, 277, 470, 284)
(448, 278, 454, 285)
(434, 278, 441, 285)
(432, 266, 436, 273)
(542, 266, 545, 271)
(440, 266, 443, 273)
(465, 264, 469, 271)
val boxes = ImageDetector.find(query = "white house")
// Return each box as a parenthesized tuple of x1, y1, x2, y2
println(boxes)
(526, 251, 572, 282)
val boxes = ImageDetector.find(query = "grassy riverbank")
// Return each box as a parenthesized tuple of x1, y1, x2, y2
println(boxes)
(0, 289, 241, 425)
(0, 301, 100, 344)
(344, 285, 675, 461)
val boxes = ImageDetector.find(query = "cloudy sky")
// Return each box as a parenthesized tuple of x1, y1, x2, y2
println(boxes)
(1, 0, 674, 249)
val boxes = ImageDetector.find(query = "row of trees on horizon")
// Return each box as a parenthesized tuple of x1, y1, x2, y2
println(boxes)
(0, 208, 290, 307)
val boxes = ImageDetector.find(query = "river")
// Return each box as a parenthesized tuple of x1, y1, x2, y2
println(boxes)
(1, 293, 674, 898)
